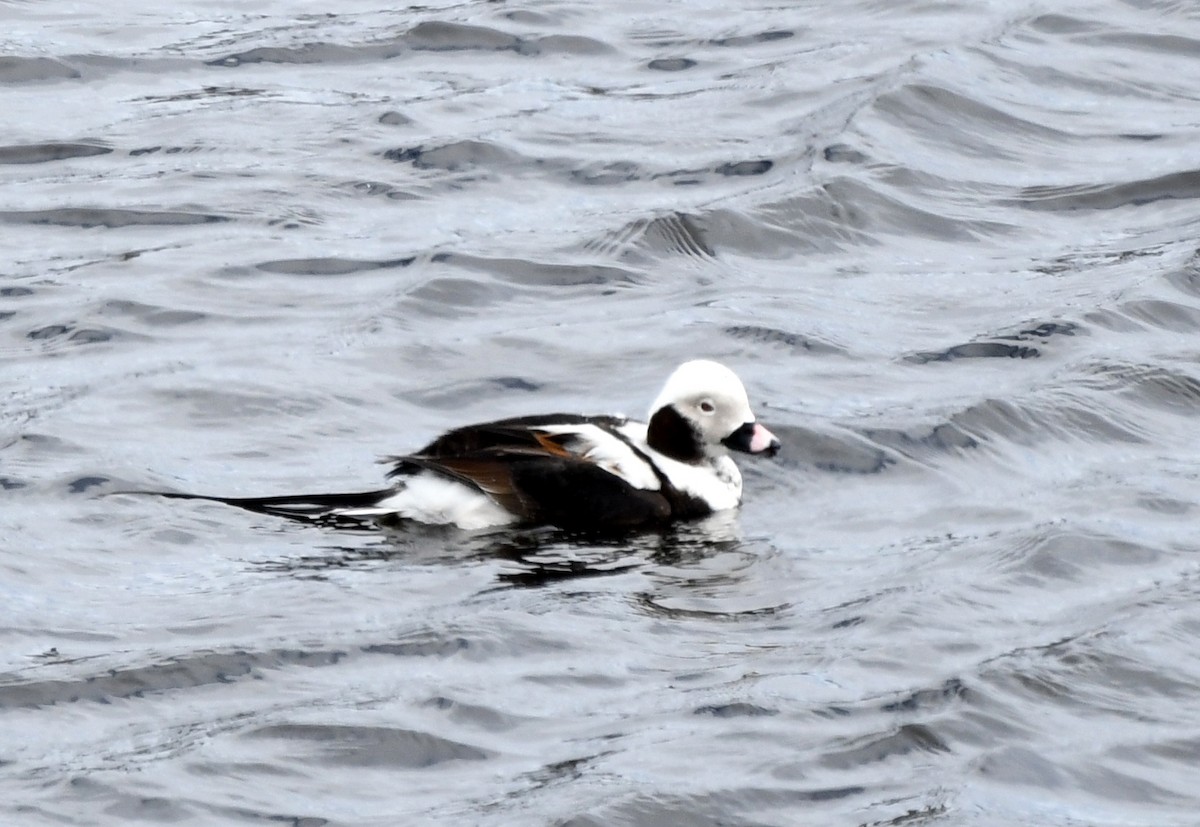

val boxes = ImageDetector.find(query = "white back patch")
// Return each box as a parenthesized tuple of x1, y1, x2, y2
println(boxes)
(539, 422, 661, 491)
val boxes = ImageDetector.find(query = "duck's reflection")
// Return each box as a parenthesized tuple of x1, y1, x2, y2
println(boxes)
(248, 509, 789, 619)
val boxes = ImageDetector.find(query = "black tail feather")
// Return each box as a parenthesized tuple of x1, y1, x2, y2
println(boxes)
(142, 489, 394, 523)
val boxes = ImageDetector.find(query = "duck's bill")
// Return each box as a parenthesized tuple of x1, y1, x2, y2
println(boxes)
(722, 421, 781, 457)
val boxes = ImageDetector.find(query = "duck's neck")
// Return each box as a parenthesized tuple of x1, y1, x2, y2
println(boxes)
(646, 406, 704, 464)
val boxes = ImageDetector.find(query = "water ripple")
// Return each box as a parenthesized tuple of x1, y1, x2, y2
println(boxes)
(6, 1, 1200, 825)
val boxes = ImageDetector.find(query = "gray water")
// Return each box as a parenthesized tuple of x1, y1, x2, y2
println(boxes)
(4, 1, 1200, 824)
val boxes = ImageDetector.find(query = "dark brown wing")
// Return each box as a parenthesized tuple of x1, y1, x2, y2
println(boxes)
(384, 415, 671, 529)
(407, 414, 622, 458)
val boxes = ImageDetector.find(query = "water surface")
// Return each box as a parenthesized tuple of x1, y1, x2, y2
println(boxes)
(4, 1, 1200, 824)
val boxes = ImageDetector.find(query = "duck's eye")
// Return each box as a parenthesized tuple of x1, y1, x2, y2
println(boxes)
(699, 399, 716, 414)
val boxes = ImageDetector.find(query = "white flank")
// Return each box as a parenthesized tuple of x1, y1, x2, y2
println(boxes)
(338, 472, 517, 530)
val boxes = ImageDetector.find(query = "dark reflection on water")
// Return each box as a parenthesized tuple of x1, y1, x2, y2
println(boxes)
(5, 0, 1200, 824)
(247, 515, 766, 603)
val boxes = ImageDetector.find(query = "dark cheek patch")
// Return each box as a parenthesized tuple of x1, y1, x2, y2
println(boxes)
(646, 405, 704, 463)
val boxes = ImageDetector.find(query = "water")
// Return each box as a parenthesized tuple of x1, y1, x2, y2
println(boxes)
(4, 0, 1200, 824)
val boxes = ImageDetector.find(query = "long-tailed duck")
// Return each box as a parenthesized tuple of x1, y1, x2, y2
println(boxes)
(171, 360, 780, 531)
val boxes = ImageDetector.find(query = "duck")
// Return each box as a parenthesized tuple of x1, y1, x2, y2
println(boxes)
(169, 360, 780, 531)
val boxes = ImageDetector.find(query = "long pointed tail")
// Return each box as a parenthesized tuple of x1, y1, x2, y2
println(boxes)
(147, 489, 395, 524)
